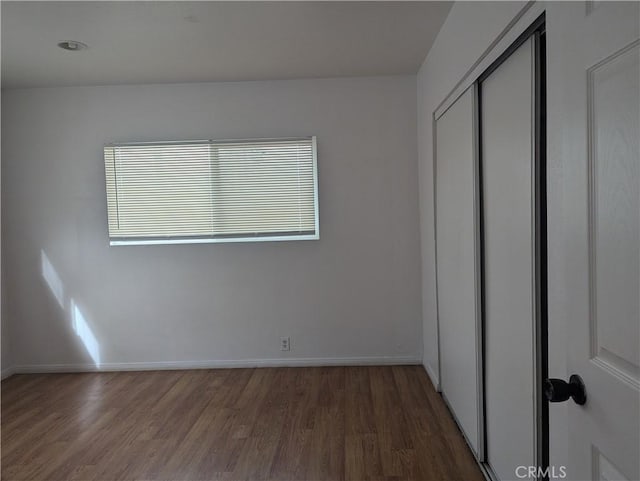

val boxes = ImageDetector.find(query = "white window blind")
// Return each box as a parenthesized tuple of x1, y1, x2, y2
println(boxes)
(104, 137, 318, 245)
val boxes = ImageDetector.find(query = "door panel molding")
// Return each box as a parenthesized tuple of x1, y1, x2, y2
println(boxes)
(592, 445, 630, 481)
(587, 39, 640, 391)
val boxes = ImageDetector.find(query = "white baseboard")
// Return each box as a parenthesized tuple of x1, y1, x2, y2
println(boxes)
(424, 361, 440, 392)
(1, 366, 15, 380)
(10, 355, 421, 375)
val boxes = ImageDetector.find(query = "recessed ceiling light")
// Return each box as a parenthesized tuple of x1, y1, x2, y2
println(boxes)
(57, 41, 88, 51)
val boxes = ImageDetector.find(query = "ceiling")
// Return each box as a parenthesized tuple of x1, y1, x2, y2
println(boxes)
(1, 1, 452, 89)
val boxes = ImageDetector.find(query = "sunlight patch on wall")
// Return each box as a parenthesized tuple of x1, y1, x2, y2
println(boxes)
(41, 250, 64, 308)
(71, 300, 101, 367)
(40, 250, 102, 367)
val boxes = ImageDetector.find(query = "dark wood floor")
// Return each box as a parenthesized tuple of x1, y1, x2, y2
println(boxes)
(1, 366, 483, 481)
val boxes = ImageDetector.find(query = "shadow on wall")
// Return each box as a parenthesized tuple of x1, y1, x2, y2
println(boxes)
(41, 250, 101, 367)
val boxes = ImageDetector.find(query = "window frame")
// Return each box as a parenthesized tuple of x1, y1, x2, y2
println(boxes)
(104, 136, 320, 246)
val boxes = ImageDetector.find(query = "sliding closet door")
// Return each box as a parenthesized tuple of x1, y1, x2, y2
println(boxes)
(481, 37, 536, 480)
(435, 87, 481, 454)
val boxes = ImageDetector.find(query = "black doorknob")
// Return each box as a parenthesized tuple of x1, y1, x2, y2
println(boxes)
(544, 375, 587, 405)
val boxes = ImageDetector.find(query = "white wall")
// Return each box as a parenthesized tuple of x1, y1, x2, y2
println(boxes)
(1, 75, 422, 370)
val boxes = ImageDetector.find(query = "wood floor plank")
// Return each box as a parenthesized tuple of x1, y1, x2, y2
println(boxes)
(1, 366, 484, 481)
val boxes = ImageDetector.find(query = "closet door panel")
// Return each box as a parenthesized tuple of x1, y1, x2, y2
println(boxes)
(435, 87, 481, 454)
(482, 37, 536, 480)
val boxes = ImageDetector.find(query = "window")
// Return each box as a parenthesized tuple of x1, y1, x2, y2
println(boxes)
(104, 137, 318, 245)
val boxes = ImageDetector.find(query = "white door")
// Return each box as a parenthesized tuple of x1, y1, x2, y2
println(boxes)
(436, 86, 482, 455)
(482, 37, 537, 481)
(549, 2, 639, 480)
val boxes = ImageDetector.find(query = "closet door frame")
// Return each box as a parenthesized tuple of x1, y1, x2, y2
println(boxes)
(432, 11, 549, 481)
(475, 15, 548, 480)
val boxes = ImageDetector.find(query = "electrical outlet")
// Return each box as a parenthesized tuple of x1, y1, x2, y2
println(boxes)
(280, 336, 290, 351)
